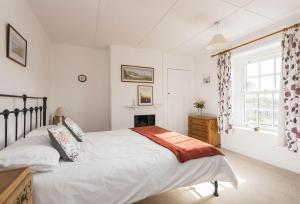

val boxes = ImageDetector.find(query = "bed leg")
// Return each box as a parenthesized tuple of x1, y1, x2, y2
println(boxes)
(213, 180, 219, 197)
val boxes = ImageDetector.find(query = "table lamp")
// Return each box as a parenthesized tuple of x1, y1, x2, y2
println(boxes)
(53, 107, 65, 125)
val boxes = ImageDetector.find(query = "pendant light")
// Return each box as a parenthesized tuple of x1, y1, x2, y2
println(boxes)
(206, 21, 228, 50)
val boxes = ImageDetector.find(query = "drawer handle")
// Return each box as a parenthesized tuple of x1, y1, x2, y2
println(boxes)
(14, 181, 32, 204)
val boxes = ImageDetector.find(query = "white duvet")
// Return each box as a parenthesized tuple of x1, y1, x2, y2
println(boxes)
(33, 129, 237, 204)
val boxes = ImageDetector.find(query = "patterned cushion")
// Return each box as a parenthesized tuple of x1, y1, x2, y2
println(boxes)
(48, 125, 80, 161)
(63, 117, 85, 142)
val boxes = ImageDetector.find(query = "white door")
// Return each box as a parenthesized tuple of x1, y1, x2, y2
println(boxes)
(167, 69, 192, 134)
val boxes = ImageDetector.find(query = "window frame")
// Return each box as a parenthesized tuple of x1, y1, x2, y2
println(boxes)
(242, 53, 281, 131)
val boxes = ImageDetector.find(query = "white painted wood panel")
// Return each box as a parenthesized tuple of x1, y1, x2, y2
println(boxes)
(167, 69, 192, 134)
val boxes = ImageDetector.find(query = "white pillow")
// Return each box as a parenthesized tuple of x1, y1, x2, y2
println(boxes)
(0, 134, 60, 173)
(26, 125, 56, 137)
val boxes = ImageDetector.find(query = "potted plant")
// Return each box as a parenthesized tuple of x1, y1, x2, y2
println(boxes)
(193, 100, 205, 116)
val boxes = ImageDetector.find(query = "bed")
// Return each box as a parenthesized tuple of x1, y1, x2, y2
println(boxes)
(0, 94, 237, 204)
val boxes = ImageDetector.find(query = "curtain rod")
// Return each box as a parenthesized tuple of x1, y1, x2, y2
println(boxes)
(211, 22, 300, 58)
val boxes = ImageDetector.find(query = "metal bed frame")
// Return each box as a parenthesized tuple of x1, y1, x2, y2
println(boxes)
(0, 94, 47, 148)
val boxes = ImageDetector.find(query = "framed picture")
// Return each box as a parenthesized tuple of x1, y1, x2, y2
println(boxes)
(121, 65, 154, 83)
(137, 85, 153, 106)
(6, 24, 27, 67)
(203, 73, 211, 84)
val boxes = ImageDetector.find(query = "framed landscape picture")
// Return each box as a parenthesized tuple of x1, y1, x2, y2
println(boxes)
(6, 24, 27, 67)
(121, 65, 154, 83)
(137, 85, 153, 106)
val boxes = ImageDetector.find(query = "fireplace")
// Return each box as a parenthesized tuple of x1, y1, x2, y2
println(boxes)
(134, 114, 155, 127)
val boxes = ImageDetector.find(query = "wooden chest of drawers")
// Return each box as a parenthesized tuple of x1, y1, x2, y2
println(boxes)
(188, 115, 221, 147)
(0, 168, 33, 204)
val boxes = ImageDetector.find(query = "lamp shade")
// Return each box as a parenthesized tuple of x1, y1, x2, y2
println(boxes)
(54, 107, 65, 117)
(206, 33, 228, 50)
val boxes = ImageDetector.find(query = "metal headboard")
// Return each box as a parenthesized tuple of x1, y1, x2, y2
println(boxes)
(0, 94, 47, 148)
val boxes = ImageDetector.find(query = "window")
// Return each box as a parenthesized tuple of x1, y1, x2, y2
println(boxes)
(232, 42, 282, 131)
(243, 56, 281, 129)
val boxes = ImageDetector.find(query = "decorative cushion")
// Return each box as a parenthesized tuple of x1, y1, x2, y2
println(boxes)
(48, 125, 80, 161)
(63, 117, 85, 142)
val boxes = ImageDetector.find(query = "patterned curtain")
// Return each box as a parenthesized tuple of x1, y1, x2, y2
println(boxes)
(217, 52, 232, 134)
(282, 26, 300, 152)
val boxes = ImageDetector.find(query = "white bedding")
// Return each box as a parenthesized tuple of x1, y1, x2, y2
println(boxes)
(33, 129, 237, 204)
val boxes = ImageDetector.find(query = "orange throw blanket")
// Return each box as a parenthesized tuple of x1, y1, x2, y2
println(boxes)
(131, 126, 224, 163)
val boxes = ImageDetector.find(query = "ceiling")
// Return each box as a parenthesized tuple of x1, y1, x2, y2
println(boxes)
(27, 0, 300, 55)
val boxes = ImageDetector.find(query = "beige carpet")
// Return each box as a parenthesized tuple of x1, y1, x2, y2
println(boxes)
(136, 149, 300, 204)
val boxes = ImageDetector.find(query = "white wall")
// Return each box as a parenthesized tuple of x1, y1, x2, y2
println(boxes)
(0, 0, 50, 148)
(195, 50, 300, 174)
(0, 0, 50, 95)
(48, 44, 110, 132)
(222, 128, 300, 174)
(110, 45, 195, 130)
(194, 53, 218, 116)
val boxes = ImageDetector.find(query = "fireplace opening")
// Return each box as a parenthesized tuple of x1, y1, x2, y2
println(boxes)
(134, 114, 155, 127)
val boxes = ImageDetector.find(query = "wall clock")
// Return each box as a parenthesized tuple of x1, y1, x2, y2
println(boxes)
(78, 74, 87, 83)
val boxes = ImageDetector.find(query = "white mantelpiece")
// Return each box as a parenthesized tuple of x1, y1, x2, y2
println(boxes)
(125, 104, 162, 109)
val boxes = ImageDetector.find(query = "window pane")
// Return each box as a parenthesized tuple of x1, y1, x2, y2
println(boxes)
(276, 74, 280, 90)
(245, 94, 258, 109)
(245, 110, 258, 124)
(274, 93, 279, 110)
(247, 77, 259, 91)
(261, 59, 274, 75)
(259, 110, 272, 125)
(260, 75, 275, 91)
(276, 57, 281, 73)
(274, 111, 278, 126)
(259, 94, 273, 110)
(247, 62, 259, 77)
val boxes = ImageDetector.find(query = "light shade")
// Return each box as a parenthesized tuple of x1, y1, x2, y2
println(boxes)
(54, 107, 65, 117)
(206, 33, 228, 51)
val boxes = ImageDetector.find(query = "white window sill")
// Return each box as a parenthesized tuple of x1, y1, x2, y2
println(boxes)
(233, 125, 278, 136)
